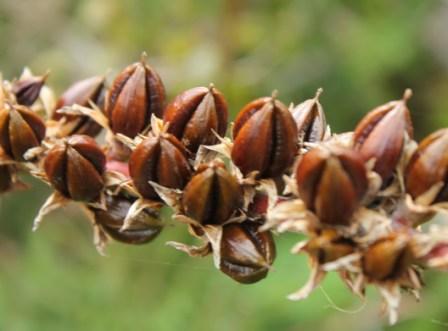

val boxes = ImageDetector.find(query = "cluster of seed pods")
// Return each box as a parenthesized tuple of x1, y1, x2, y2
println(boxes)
(1, 55, 448, 324)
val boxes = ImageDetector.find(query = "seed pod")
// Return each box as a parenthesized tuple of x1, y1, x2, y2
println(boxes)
(295, 146, 368, 226)
(405, 129, 448, 203)
(0, 164, 12, 193)
(12, 73, 48, 106)
(182, 162, 242, 225)
(305, 229, 356, 264)
(91, 193, 162, 244)
(44, 135, 105, 201)
(53, 75, 105, 136)
(362, 233, 414, 281)
(164, 85, 228, 152)
(291, 88, 326, 145)
(353, 90, 413, 183)
(0, 105, 46, 160)
(129, 133, 191, 199)
(106, 56, 165, 138)
(219, 221, 276, 284)
(231, 95, 298, 178)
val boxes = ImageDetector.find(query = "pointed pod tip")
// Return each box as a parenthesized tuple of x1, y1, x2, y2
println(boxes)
(271, 89, 279, 100)
(140, 51, 148, 64)
(208, 82, 215, 91)
(403, 88, 413, 102)
(315, 88, 324, 99)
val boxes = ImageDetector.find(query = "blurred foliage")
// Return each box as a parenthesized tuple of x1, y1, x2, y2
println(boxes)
(1, 0, 448, 330)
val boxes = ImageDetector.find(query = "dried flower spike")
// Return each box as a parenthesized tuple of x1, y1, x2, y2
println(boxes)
(44, 135, 105, 201)
(291, 88, 327, 145)
(219, 221, 276, 284)
(106, 54, 165, 137)
(232, 93, 298, 178)
(53, 75, 105, 137)
(405, 128, 448, 204)
(129, 133, 191, 199)
(91, 193, 162, 244)
(0, 104, 46, 160)
(12, 72, 48, 106)
(353, 90, 413, 184)
(164, 84, 228, 152)
(182, 161, 242, 225)
(295, 146, 368, 226)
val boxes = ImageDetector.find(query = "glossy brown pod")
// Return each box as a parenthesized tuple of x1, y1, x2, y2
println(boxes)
(106, 57, 165, 138)
(295, 146, 368, 226)
(0, 105, 46, 160)
(362, 233, 414, 281)
(353, 90, 413, 184)
(53, 75, 105, 136)
(129, 133, 191, 199)
(291, 89, 327, 144)
(231, 96, 298, 178)
(44, 135, 105, 201)
(219, 221, 276, 284)
(164, 85, 228, 152)
(91, 193, 162, 244)
(182, 162, 242, 225)
(12, 73, 47, 106)
(405, 128, 448, 203)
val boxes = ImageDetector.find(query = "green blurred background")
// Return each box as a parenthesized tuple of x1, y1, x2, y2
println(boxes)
(1, 0, 448, 330)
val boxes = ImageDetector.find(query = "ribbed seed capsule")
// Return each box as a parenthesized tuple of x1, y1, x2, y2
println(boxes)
(12, 73, 47, 106)
(106, 56, 165, 137)
(231, 96, 298, 178)
(295, 147, 368, 226)
(164, 85, 228, 152)
(44, 135, 105, 201)
(353, 90, 413, 184)
(0, 105, 46, 160)
(182, 162, 242, 225)
(362, 233, 414, 281)
(219, 221, 276, 284)
(291, 89, 326, 145)
(305, 229, 356, 264)
(129, 133, 191, 199)
(91, 193, 162, 244)
(53, 75, 105, 137)
(405, 128, 448, 203)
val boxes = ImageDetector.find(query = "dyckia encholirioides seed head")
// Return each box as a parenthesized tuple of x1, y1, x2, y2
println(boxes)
(182, 161, 242, 226)
(44, 135, 106, 201)
(353, 90, 413, 185)
(164, 85, 228, 152)
(0, 104, 46, 161)
(231, 95, 298, 178)
(405, 128, 448, 203)
(129, 133, 192, 199)
(295, 146, 368, 226)
(106, 55, 165, 138)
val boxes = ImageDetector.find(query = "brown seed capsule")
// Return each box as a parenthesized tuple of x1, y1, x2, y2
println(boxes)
(53, 75, 105, 137)
(405, 129, 448, 203)
(291, 89, 327, 145)
(164, 85, 228, 152)
(182, 162, 242, 225)
(353, 90, 413, 184)
(295, 146, 368, 226)
(0, 104, 46, 160)
(219, 221, 276, 284)
(106, 56, 165, 138)
(44, 135, 105, 201)
(91, 193, 162, 244)
(231, 95, 298, 178)
(12, 73, 48, 106)
(305, 229, 356, 264)
(362, 233, 414, 281)
(129, 133, 191, 199)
